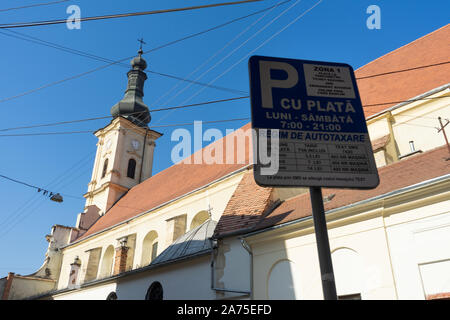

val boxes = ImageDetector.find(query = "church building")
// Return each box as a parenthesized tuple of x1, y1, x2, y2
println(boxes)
(0, 24, 449, 300)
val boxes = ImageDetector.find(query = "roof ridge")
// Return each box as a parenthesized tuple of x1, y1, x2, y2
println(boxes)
(128, 122, 252, 193)
(178, 219, 211, 256)
(355, 23, 449, 72)
(173, 122, 252, 166)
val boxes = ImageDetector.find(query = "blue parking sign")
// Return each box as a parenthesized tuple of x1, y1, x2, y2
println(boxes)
(249, 55, 379, 189)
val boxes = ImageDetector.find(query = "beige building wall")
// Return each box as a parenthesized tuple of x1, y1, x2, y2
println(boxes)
(390, 89, 450, 156)
(367, 86, 449, 167)
(7, 277, 56, 300)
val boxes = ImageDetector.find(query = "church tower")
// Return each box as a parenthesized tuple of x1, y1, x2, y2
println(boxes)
(79, 48, 162, 225)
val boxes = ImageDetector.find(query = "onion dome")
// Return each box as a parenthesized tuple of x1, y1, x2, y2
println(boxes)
(111, 49, 151, 127)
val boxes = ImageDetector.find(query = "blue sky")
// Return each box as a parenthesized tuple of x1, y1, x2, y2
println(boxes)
(0, 0, 448, 277)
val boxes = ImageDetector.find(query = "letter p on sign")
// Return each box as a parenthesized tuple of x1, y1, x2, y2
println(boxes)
(259, 61, 298, 109)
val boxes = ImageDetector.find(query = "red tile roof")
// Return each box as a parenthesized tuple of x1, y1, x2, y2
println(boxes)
(76, 25, 449, 242)
(250, 146, 450, 233)
(355, 24, 450, 118)
(213, 169, 274, 237)
(76, 123, 254, 241)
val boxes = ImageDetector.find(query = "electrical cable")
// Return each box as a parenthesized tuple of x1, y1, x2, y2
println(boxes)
(0, 29, 248, 95)
(0, 2, 282, 103)
(0, 95, 447, 134)
(0, 173, 82, 199)
(0, 117, 251, 137)
(150, 0, 289, 108)
(0, 96, 249, 132)
(172, 0, 322, 122)
(356, 61, 450, 80)
(153, 0, 307, 126)
(362, 96, 450, 109)
(0, 0, 263, 29)
(0, 0, 69, 13)
(0, 151, 95, 236)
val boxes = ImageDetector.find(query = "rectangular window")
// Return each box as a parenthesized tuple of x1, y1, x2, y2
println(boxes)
(338, 293, 362, 300)
(151, 242, 158, 261)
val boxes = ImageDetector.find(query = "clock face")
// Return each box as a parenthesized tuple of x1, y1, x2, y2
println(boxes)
(131, 139, 140, 150)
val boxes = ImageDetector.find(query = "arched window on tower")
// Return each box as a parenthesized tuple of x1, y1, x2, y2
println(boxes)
(127, 159, 137, 179)
(101, 159, 109, 178)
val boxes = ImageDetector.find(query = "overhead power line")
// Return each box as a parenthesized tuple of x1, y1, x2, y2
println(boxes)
(0, 95, 448, 134)
(0, 2, 286, 103)
(356, 61, 450, 80)
(154, 0, 321, 125)
(0, 29, 247, 95)
(0, 174, 73, 202)
(172, 0, 323, 118)
(0, 117, 251, 137)
(0, 0, 69, 13)
(0, 96, 249, 132)
(0, 150, 94, 238)
(151, 0, 291, 112)
(362, 96, 450, 109)
(0, 0, 263, 29)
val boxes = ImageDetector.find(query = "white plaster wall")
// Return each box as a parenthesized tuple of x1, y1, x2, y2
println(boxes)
(53, 282, 117, 300)
(217, 238, 251, 293)
(115, 256, 214, 300)
(250, 214, 397, 300)
(385, 200, 450, 299)
(53, 256, 214, 300)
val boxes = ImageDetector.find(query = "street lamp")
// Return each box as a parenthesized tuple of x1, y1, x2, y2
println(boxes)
(50, 193, 63, 203)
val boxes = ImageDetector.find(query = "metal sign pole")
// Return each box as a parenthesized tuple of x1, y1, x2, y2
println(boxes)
(309, 186, 338, 300)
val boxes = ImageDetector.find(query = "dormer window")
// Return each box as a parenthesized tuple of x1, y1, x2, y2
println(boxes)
(127, 159, 137, 179)
(101, 159, 109, 178)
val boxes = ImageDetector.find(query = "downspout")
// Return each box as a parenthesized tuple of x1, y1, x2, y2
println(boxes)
(240, 237, 254, 300)
(381, 199, 399, 299)
(210, 239, 251, 296)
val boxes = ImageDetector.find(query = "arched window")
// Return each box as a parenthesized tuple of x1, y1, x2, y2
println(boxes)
(141, 231, 159, 266)
(101, 159, 109, 178)
(145, 281, 163, 300)
(332, 248, 363, 299)
(106, 292, 118, 300)
(267, 259, 302, 299)
(99, 245, 115, 279)
(189, 210, 210, 231)
(127, 159, 137, 179)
